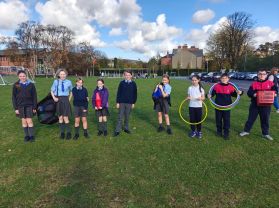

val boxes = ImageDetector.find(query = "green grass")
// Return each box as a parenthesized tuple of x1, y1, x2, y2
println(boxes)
(0, 77, 278, 208)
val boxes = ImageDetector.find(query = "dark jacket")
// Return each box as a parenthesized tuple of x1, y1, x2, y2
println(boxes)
(12, 80, 37, 110)
(72, 87, 89, 109)
(211, 82, 238, 106)
(92, 87, 109, 108)
(116, 80, 137, 104)
(247, 78, 277, 105)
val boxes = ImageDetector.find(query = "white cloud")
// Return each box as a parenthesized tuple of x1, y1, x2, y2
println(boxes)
(35, 0, 106, 47)
(254, 26, 279, 46)
(0, 0, 29, 30)
(109, 28, 124, 36)
(192, 9, 215, 24)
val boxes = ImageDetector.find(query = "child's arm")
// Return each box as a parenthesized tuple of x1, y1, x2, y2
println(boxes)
(247, 85, 256, 98)
(12, 84, 18, 113)
(158, 85, 170, 98)
(50, 80, 59, 102)
(32, 84, 37, 112)
(92, 90, 96, 109)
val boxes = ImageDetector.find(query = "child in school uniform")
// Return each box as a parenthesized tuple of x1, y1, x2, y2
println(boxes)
(240, 69, 278, 140)
(50, 69, 73, 140)
(114, 71, 137, 137)
(12, 70, 37, 142)
(154, 74, 172, 135)
(208, 73, 242, 140)
(92, 79, 109, 136)
(72, 78, 89, 140)
(186, 75, 205, 139)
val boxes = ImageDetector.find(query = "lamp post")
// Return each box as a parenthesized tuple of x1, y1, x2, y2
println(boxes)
(206, 58, 209, 73)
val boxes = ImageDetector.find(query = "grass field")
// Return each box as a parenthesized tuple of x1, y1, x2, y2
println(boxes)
(0, 77, 278, 208)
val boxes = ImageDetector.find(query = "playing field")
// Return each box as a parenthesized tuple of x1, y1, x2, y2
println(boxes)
(0, 77, 278, 207)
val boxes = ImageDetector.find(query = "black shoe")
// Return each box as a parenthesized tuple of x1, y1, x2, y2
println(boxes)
(216, 132, 222, 137)
(60, 133, 65, 139)
(84, 132, 89, 138)
(29, 136, 35, 142)
(114, 132, 120, 137)
(124, 129, 131, 134)
(24, 136, 30, 142)
(104, 130, 108, 136)
(73, 134, 79, 140)
(97, 131, 103, 136)
(167, 128, 172, 135)
(157, 126, 165, 132)
(66, 132, 71, 140)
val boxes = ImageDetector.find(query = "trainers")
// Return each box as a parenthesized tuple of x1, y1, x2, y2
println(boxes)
(103, 130, 108, 136)
(24, 136, 30, 142)
(84, 132, 89, 138)
(97, 131, 103, 136)
(73, 134, 79, 140)
(157, 126, 165, 132)
(263, 135, 273, 141)
(60, 133, 65, 139)
(113, 132, 120, 137)
(166, 128, 172, 135)
(239, 131, 249, 137)
(66, 132, 71, 140)
(197, 132, 202, 139)
(188, 131, 196, 138)
(29, 136, 35, 142)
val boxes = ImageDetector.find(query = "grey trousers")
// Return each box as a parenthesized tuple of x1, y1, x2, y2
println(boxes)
(115, 103, 132, 132)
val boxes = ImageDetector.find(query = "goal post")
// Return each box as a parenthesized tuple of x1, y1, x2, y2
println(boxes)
(0, 66, 35, 86)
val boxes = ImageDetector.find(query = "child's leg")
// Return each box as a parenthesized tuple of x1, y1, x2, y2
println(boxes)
(74, 117, 80, 135)
(82, 117, 88, 135)
(215, 109, 222, 134)
(189, 107, 196, 132)
(102, 116, 108, 132)
(244, 104, 259, 133)
(223, 111, 230, 136)
(59, 116, 65, 134)
(26, 118, 34, 137)
(124, 104, 132, 131)
(63, 116, 71, 133)
(196, 107, 202, 132)
(273, 97, 279, 110)
(258, 106, 271, 135)
(158, 112, 163, 125)
(21, 118, 29, 137)
(115, 104, 125, 133)
(98, 116, 103, 132)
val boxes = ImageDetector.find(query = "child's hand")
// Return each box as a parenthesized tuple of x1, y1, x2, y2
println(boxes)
(237, 90, 242, 95)
(207, 94, 212, 98)
(95, 107, 98, 110)
(33, 109, 37, 113)
(253, 93, 257, 97)
(116, 103, 120, 109)
(132, 104, 135, 109)
(197, 97, 203, 101)
(15, 110, 19, 114)
(186, 96, 191, 100)
(83, 109, 87, 112)
(53, 97, 59, 102)
(99, 107, 102, 109)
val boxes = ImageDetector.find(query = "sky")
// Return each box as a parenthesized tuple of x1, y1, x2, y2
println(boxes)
(0, 0, 279, 61)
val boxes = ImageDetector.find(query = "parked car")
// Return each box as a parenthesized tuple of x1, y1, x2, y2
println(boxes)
(228, 72, 236, 79)
(212, 72, 222, 82)
(245, 72, 258, 80)
(201, 72, 214, 82)
(189, 72, 199, 79)
(235, 72, 246, 80)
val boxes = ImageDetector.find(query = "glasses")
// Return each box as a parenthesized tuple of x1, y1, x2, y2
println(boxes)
(258, 73, 267, 75)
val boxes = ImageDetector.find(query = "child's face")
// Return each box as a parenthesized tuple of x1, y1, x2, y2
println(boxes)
(162, 77, 169, 85)
(258, 71, 267, 81)
(18, 73, 27, 83)
(76, 80, 83, 88)
(59, 71, 66, 80)
(191, 77, 199, 86)
(124, 72, 132, 80)
(220, 76, 229, 84)
(97, 81, 104, 88)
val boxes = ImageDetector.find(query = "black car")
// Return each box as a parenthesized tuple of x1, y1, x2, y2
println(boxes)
(212, 72, 222, 82)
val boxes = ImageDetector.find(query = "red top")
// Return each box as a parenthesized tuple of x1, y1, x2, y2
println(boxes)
(95, 92, 102, 108)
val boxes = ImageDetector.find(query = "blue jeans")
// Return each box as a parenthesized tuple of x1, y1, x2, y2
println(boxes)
(274, 96, 279, 110)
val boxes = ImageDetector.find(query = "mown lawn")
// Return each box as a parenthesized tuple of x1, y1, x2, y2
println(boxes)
(0, 77, 278, 208)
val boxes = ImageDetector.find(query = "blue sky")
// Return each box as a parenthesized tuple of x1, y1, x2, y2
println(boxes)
(0, 0, 279, 61)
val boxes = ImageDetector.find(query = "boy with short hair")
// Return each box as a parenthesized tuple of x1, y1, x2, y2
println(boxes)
(208, 73, 242, 139)
(240, 69, 277, 140)
(114, 71, 137, 137)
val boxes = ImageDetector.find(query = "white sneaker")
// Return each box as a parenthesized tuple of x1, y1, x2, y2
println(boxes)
(239, 131, 249, 137)
(263, 135, 273, 141)
(276, 110, 279, 113)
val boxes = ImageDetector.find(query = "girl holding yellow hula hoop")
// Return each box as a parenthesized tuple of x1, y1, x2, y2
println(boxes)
(185, 75, 206, 139)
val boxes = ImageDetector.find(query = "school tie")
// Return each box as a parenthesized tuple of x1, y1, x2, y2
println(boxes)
(62, 81, 65, 92)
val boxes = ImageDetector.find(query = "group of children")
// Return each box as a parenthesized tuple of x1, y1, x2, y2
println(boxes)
(12, 68, 277, 142)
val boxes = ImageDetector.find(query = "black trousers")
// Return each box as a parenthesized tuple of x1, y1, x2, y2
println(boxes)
(215, 109, 230, 135)
(189, 107, 202, 132)
(244, 103, 271, 135)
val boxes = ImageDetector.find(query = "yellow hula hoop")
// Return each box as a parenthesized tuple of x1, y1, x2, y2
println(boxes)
(179, 99, 208, 125)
